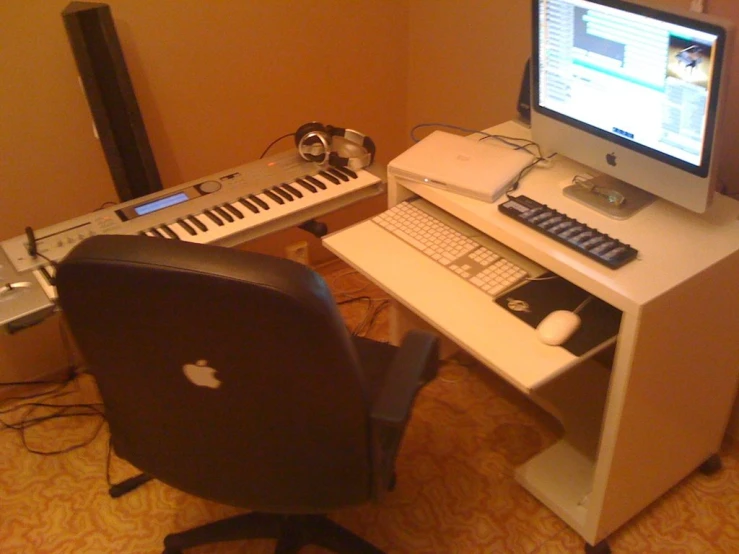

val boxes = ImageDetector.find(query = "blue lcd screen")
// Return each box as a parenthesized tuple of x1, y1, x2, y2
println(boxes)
(133, 192, 189, 216)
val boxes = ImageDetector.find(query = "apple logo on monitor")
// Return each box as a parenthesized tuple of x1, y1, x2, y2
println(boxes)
(182, 359, 221, 389)
(606, 152, 617, 166)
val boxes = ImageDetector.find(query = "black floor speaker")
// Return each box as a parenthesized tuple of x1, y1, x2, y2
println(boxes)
(62, 2, 162, 202)
(517, 58, 531, 125)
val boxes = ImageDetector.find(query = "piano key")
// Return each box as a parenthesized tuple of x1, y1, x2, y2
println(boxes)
(223, 204, 243, 219)
(249, 194, 270, 210)
(239, 198, 260, 213)
(273, 186, 294, 202)
(203, 210, 225, 226)
(263, 189, 284, 205)
(319, 170, 340, 185)
(160, 225, 180, 239)
(213, 206, 234, 223)
(295, 178, 316, 193)
(177, 218, 197, 236)
(305, 175, 326, 190)
(335, 166, 357, 179)
(328, 168, 349, 182)
(188, 215, 208, 232)
(282, 183, 303, 198)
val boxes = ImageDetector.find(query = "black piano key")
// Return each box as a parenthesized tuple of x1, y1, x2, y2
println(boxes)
(177, 218, 197, 235)
(160, 225, 180, 239)
(295, 178, 317, 193)
(249, 194, 270, 210)
(223, 203, 244, 219)
(282, 183, 303, 198)
(204, 210, 225, 226)
(334, 166, 358, 179)
(328, 168, 349, 182)
(273, 186, 294, 201)
(148, 228, 165, 238)
(239, 198, 260, 213)
(263, 189, 284, 205)
(214, 206, 234, 223)
(319, 170, 340, 184)
(188, 215, 208, 232)
(305, 175, 326, 190)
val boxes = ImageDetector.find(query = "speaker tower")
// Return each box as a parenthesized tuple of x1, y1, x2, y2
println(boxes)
(62, 2, 162, 201)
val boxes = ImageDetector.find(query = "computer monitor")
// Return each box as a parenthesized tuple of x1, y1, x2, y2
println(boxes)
(531, 0, 734, 218)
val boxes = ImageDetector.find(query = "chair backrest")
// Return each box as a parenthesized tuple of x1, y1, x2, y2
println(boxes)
(57, 235, 374, 512)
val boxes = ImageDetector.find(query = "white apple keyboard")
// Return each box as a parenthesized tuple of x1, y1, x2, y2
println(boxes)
(372, 199, 545, 298)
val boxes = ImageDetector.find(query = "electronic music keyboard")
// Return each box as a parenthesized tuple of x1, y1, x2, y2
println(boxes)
(0, 149, 385, 332)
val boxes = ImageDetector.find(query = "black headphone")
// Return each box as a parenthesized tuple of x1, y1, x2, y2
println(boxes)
(295, 122, 376, 171)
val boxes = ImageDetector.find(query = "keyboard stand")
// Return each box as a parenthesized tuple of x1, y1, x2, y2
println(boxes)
(324, 120, 739, 551)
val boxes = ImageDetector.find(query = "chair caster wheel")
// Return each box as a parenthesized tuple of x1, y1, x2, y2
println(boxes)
(585, 539, 611, 554)
(699, 454, 722, 475)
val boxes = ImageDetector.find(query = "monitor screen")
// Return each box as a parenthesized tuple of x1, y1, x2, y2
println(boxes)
(531, 0, 733, 216)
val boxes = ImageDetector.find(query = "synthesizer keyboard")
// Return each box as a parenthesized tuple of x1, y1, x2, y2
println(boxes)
(0, 150, 384, 332)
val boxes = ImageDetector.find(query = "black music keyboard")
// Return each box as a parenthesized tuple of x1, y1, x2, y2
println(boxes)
(0, 150, 384, 332)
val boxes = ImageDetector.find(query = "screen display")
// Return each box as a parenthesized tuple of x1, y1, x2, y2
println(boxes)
(535, 0, 724, 173)
(133, 192, 190, 216)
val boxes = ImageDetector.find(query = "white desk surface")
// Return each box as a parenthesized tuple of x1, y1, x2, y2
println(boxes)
(394, 121, 739, 313)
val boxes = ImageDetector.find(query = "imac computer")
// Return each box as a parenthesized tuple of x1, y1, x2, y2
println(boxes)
(531, 0, 734, 218)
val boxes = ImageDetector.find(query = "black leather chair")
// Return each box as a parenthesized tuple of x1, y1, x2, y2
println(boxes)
(56, 234, 439, 554)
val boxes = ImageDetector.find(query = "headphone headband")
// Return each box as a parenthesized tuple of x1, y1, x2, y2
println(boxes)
(295, 122, 375, 170)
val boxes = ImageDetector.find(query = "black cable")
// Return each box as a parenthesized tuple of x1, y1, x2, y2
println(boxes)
(409, 121, 554, 198)
(0, 372, 76, 406)
(259, 132, 296, 159)
(355, 299, 389, 337)
(409, 122, 542, 156)
(19, 404, 106, 456)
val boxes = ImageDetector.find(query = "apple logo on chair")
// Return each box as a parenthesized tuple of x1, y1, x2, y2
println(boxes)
(182, 359, 222, 389)
(606, 152, 617, 166)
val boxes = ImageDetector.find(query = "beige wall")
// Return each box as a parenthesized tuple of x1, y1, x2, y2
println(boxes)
(407, 0, 531, 142)
(2, 0, 739, 438)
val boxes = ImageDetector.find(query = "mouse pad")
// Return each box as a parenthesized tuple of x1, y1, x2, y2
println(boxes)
(495, 274, 622, 356)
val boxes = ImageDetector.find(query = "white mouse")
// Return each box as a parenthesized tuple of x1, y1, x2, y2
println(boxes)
(536, 310, 581, 346)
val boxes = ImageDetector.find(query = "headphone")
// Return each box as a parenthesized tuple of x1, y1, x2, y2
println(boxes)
(295, 122, 376, 171)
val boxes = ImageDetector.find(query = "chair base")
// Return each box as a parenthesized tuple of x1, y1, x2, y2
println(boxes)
(163, 512, 384, 554)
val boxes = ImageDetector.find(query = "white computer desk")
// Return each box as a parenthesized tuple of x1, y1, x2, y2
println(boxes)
(323, 120, 739, 549)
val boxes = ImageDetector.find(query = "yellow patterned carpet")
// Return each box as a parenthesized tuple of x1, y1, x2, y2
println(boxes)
(1, 262, 738, 553)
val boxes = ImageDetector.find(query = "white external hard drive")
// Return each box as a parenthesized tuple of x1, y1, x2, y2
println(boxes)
(389, 130, 534, 202)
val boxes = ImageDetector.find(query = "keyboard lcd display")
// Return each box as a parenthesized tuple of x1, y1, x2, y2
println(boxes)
(134, 192, 190, 216)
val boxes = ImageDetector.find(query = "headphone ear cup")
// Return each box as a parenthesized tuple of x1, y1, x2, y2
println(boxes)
(295, 122, 331, 163)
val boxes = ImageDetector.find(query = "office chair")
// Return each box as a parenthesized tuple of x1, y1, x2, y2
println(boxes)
(56, 234, 439, 554)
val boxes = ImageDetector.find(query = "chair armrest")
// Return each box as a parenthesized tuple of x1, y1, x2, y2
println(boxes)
(369, 329, 439, 497)
(371, 329, 439, 426)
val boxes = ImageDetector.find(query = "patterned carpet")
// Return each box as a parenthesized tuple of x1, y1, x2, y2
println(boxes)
(1, 261, 738, 553)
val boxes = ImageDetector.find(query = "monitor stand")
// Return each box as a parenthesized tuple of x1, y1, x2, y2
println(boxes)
(563, 174, 655, 220)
